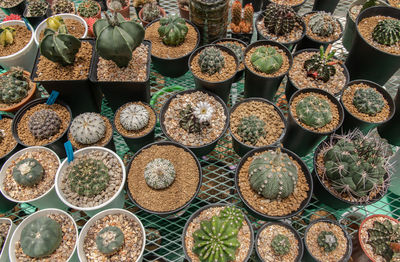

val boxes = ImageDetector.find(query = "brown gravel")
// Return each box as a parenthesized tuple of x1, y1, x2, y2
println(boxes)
(39, 19, 86, 42)
(257, 18, 304, 44)
(0, 0, 23, 8)
(358, 16, 400, 55)
(388, 0, 400, 7)
(0, 118, 17, 158)
(214, 40, 246, 70)
(97, 44, 149, 82)
(304, 13, 342, 43)
(83, 213, 144, 261)
(0, 222, 10, 252)
(184, 206, 252, 262)
(0, 25, 32, 57)
(269, 0, 304, 6)
(342, 83, 391, 123)
(0, 72, 35, 110)
(17, 103, 71, 146)
(128, 144, 199, 212)
(230, 100, 285, 147)
(305, 221, 348, 262)
(245, 45, 290, 77)
(288, 51, 347, 95)
(15, 212, 77, 261)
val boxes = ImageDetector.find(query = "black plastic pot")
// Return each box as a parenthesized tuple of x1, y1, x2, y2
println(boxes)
(263, 0, 306, 12)
(95, 0, 107, 11)
(235, 146, 313, 220)
(243, 0, 262, 12)
(345, 6, 400, 86)
(126, 141, 202, 218)
(0, 114, 23, 170)
(229, 97, 287, 157)
(244, 40, 293, 101)
(189, 44, 239, 104)
(89, 40, 152, 113)
(312, 0, 340, 13)
(303, 219, 353, 262)
(255, 221, 304, 262)
(282, 88, 345, 157)
(340, 79, 396, 133)
(231, 32, 253, 45)
(31, 39, 102, 117)
(182, 203, 255, 261)
(0, 191, 16, 213)
(23, 3, 51, 29)
(12, 97, 72, 159)
(146, 19, 200, 78)
(378, 86, 400, 146)
(1, 0, 26, 16)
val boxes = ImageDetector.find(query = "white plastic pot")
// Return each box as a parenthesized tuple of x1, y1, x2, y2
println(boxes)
(55, 146, 126, 217)
(34, 13, 88, 46)
(8, 208, 78, 262)
(0, 146, 67, 210)
(77, 208, 146, 262)
(0, 218, 16, 262)
(0, 20, 37, 73)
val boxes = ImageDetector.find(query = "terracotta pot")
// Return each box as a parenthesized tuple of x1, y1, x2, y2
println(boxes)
(107, 0, 130, 19)
(178, 3, 189, 19)
(138, 6, 166, 27)
(77, 1, 102, 20)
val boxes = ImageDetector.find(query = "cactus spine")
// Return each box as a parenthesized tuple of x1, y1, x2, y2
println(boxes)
(26, 0, 48, 17)
(230, 1, 253, 33)
(263, 3, 302, 36)
(158, 14, 188, 46)
(119, 104, 150, 131)
(28, 109, 61, 140)
(271, 234, 291, 255)
(142, 2, 161, 22)
(367, 219, 400, 261)
(317, 231, 338, 252)
(12, 158, 44, 187)
(96, 226, 125, 255)
(198, 46, 225, 76)
(77, 0, 99, 18)
(236, 115, 266, 145)
(295, 95, 332, 128)
(308, 11, 337, 37)
(0, 67, 30, 105)
(70, 113, 106, 145)
(303, 45, 337, 82)
(353, 87, 385, 116)
(372, 19, 400, 46)
(250, 46, 283, 74)
(0, 27, 15, 47)
(219, 206, 244, 228)
(144, 158, 176, 190)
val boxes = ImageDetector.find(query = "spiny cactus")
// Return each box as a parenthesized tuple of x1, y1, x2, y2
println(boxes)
(20, 217, 62, 258)
(231, 0, 241, 26)
(142, 2, 161, 22)
(0, 67, 29, 105)
(119, 104, 150, 131)
(144, 158, 176, 190)
(70, 113, 106, 145)
(248, 148, 298, 200)
(12, 158, 44, 187)
(219, 206, 244, 228)
(0, 27, 15, 47)
(367, 219, 400, 261)
(250, 46, 283, 74)
(271, 234, 291, 255)
(317, 231, 338, 252)
(263, 3, 302, 36)
(295, 95, 332, 128)
(220, 42, 243, 64)
(28, 109, 61, 140)
(52, 0, 74, 14)
(303, 45, 337, 82)
(243, 4, 254, 26)
(236, 115, 266, 146)
(77, 0, 99, 18)
(158, 14, 188, 46)
(109, 0, 127, 11)
(96, 226, 124, 255)
(198, 46, 225, 76)
(372, 19, 400, 46)
(68, 158, 110, 197)
(26, 0, 48, 17)
(192, 216, 240, 262)
(308, 11, 337, 37)
(179, 102, 213, 133)
(353, 87, 385, 116)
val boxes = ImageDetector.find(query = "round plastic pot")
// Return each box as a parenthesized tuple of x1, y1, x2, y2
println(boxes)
(0, 218, 16, 262)
(126, 141, 202, 218)
(0, 21, 37, 73)
(255, 221, 303, 262)
(282, 88, 345, 157)
(340, 79, 396, 133)
(159, 89, 230, 157)
(345, 6, 400, 86)
(378, 86, 400, 146)
(139, 6, 166, 28)
(231, 32, 253, 45)
(178, 1, 189, 19)
(0, 0, 26, 16)
(23, 3, 51, 29)
(244, 40, 293, 101)
(182, 203, 255, 261)
(0, 115, 23, 171)
(146, 19, 200, 78)
(303, 219, 352, 262)
(9, 208, 78, 262)
(263, 0, 306, 12)
(12, 98, 72, 158)
(77, 208, 146, 262)
(229, 97, 287, 157)
(243, 0, 263, 12)
(189, 44, 239, 104)
(107, 0, 130, 19)
(0, 192, 16, 214)
(235, 145, 313, 220)
(312, 0, 340, 13)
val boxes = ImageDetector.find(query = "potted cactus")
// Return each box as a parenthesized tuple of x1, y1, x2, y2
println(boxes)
(178, 0, 189, 19)
(378, 86, 400, 146)
(51, 0, 76, 14)
(77, 0, 101, 19)
(263, 0, 306, 12)
(230, 1, 254, 44)
(23, 0, 51, 28)
(0, 218, 16, 262)
(0, 0, 26, 16)
(107, 0, 130, 19)
(139, 2, 165, 27)
(133, 0, 153, 16)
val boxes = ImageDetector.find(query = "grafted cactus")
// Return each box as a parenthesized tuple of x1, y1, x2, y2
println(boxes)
(12, 158, 44, 187)
(353, 87, 385, 116)
(198, 46, 225, 76)
(119, 104, 149, 131)
(0, 27, 15, 47)
(308, 11, 337, 37)
(219, 206, 244, 228)
(236, 115, 266, 145)
(144, 158, 176, 190)
(271, 234, 291, 255)
(303, 45, 337, 82)
(372, 19, 400, 46)
(0, 67, 30, 105)
(367, 219, 400, 261)
(295, 95, 332, 128)
(28, 109, 61, 140)
(96, 226, 124, 255)
(70, 113, 106, 145)
(158, 14, 188, 46)
(250, 46, 283, 74)
(263, 3, 302, 36)
(317, 231, 338, 252)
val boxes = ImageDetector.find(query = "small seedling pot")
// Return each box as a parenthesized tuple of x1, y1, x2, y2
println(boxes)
(77, 1, 101, 19)
(0, 115, 23, 170)
(0, 0, 26, 16)
(263, 0, 306, 12)
(312, 0, 340, 13)
(139, 6, 166, 28)
(378, 86, 400, 146)
(0, 218, 16, 262)
(23, 2, 51, 29)
(107, 0, 130, 19)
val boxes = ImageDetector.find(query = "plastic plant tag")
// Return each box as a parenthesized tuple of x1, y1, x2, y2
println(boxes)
(64, 141, 74, 163)
(0, 114, 2, 120)
(46, 91, 59, 105)
(23, 17, 31, 31)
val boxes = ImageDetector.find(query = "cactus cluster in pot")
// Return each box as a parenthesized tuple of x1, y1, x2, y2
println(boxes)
(28, 109, 61, 139)
(236, 115, 266, 145)
(372, 19, 400, 46)
(0, 26, 16, 47)
(250, 46, 283, 74)
(198, 46, 225, 76)
(158, 14, 188, 46)
(78, 0, 100, 18)
(69, 113, 106, 145)
(0, 67, 30, 105)
(179, 101, 214, 133)
(51, 0, 75, 14)
(296, 95, 333, 128)
(263, 3, 302, 36)
(141, 2, 161, 22)
(144, 158, 176, 190)
(26, 0, 48, 17)
(230, 0, 254, 34)
(303, 45, 337, 82)
(308, 11, 337, 37)
(352, 87, 385, 116)
(366, 218, 400, 261)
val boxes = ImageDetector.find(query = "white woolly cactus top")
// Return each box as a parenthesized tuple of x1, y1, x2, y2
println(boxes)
(70, 112, 106, 145)
(119, 104, 150, 131)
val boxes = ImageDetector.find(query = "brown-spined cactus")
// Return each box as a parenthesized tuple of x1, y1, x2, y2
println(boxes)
(236, 115, 266, 145)
(372, 19, 400, 46)
(0, 67, 30, 105)
(69, 112, 106, 145)
(12, 158, 44, 187)
(198, 46, 225, 76)
(250, 46, 283, 74)
(271, 234, 291, 255)
(28, 109, 61, 140)
(144, 158, 176, 190)
(96, 226, 124, 256)
(317, 231, 338, 252)
(353, 87, 385, 116)
(51, 0, 75, 14)
(303, 45, 337, 82)
(77, 0, 99, 18)
(0, 26, 15, 47)
(158, 14, 188, 46)
(26, 0, 48, 17)
(142, 2, 161, 22)
(263, 3, 302, 36)
(295, 95, 332, 128)
(308, 11, 337, 37)
(119, 104, 149, 131)
(367, 219, 400, 261)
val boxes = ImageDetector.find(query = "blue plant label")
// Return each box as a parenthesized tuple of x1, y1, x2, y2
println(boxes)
(46, 91, 59, 105)
(64, 141, 74, 163)
(23, 18, 31, 31)
(0, 114, 2, 120)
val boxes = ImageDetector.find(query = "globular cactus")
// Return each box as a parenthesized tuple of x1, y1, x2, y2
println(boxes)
(0, 27, 15, 47)
(263, 3, 302, 36)
(28, 109, 61, 140)
(231, 0, 242, 26)
(144, 158, 176, 190)
(198, 46, 225, 76)
(0, 67, 29, 105)
(26, 0, 48, 17)
(77, 0, 99, 18)
(236, 115, 266, 146)
(219, 206, 244, 228)
(12, 158, 44, 187)
(308, 11, 336, 37)
(179, 102, 213, 133)
(142, 2, 161, 22)
(20, 217, 62, 258)
(367, 219, 400, 262)
(317, 231, 338, 252)
(248, 148, 298, 200)
(109, 0, 127, 11)
(295, 95, 332, 128)
(96, 226, 124, 255)
(46, 16, 63, 31)
(68, 158, 110, 197)
(220, 42, 244, 64)
(372, 19, 400, 46)
(52, 0, 74, 14)
(158, 15, 188, 46)
(353, 87, 385, 116)
(271, 234, 291, 255)
(192, 216, 240, 262)
(303, 45, 337, 82)
(250, 46, 283, 74)
(69, 113, 106, 145)
(119, 104, 149, 131)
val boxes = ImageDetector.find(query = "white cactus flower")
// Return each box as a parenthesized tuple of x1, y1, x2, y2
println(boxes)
(193, 101, 214, 123)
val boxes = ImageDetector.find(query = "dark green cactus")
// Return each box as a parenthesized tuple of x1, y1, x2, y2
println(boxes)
(96, 226, 124, 255)
(353, 87, 385, 116)
(219, 42, 244, 64)
(26, 0, 48, 17)
(308, 11, 336, 37)
(250, 46, 283, 74)
(0, 67, 29, 105)
(303, 45, 337, 82)
(144, 158, 176, 190)
(367, 219, 400, 261)
(12, 158, 44, 187)
(158, 14, 188, 46)
(236, 115, 266, 146)
(317, 231, 338, 252)
(263, 3, 302, 36)
(219, 206, 244, 229)
(28, 109, 61, 140)
(295, 95, 332, 128)
(198, 46, 225, 76)
(372, 19, 400, 46)
(271, 234, 291, 255)
(77, 0, 99, 18)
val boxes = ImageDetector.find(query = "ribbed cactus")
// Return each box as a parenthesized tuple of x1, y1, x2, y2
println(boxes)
(144, 158, 176, 190)
(308, 11, 336, 37)
(263, 3, 302, 36)
(372, 19, 400, 46)
(353, 87, 385, 116)
(77, 0, 99, 18)
(12, 158, 44, 187)
(70, 113, 106, 145)
(20, 217, 62, 258)
(198, 46, 225, 76)
(28, 109, 61, 140)
(179, 102, 213, 134)
(243, 4, 254, 26)
(303, 45, 337, 82)
(142, 2, 161, 22)
(250, 46, 283, 74)
(0, 27, 15, 47)
(317, 231, 338, 252)
(96, 226, 125, 255)
(26, 0, 48, 17)
(0, 67, 29, 105)
(52, 0, 74, 14)
(367, 219, 400, 262)
(119, 104, 150, 131)
(231, 0, 241, 27)
(249, 148, 298, 200)
(158, 14, 188, 46)
(271, 234, 291, 255)
(236, 115, 266, 146)
(220, 42, 243, 64)
(219, 206, 244, 228)
(68, 158, 110, 197)
(295, 95, 332, 128)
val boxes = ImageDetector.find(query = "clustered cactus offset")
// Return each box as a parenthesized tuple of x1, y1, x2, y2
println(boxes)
(308, 11, 337, 37)
(78, 0, 99, 18)
(263, 3, 302, 36)
(230, 0, 254, 34)
(179, 102, 214, 133)
(12, 158, 44, 187)
(158, 14, 188, 46)
(271, 234, 291, 255)
(303, 45, 337, 82)
(295, 95, 332, 128)
(317, 231, 338, 252)
(198, 46, 225, 76)
(70, 113, 106, 145)
(0, 67, 30, 105)
(119, 104, 149, 131)
(220, 42, 244, 64)
(353, 87, 385, 116)
(236, 115, 266, 145)
(51, 0, 74, 14)
(96, 226, 125, 256)
(26, 0, 48, 17)
(367, 219, 400, 261)
(28, 109, 61, 140)
(0, 27, 15, 47)
(144, 158, 176, 190)
(372, 19, 400, 46)
(142, 2, 161, 22)
(250, 46, 283, 74)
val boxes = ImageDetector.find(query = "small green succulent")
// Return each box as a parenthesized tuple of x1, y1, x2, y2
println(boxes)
(317, 231, 338, 252)
(96, 226, 124, 255)
(271, 234, 291, 256)
(12, 158, 44, 187)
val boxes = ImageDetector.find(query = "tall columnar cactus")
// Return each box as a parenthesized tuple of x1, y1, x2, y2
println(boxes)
(144, 158, 176, 190)
(96, 226, 125, 255)
(231, 0, 242, 26)
(142, 2, 161, 22)
(119, 104, 150, 131)
(303, 45, 337, 82)
(243, 4, 254, 26)
(250, 46, 283, 74)
(158, 15, 188, 46)
(52, 0, 74, 14)
(372, 19, 400, 46)
(295, 95, 332, 128)
(263, 3, 302, 36)
(317, 231, 338, 252)
(248, 148, 298, 200)
(0, 67, 30, 105)
(0, 27, 15, 47)
(220, 42, 243, 64)
(367, 219, 400, 261)
(20, 217, 62, 258)
(236, 115, 266, 145)
(271, 234, 291, 255)
(219, 206, 244, 228)
(77, 0, 99, 18)
(69, 113, 106, 145)
(198, 46, 225, 76)
(28, 109, 61, 140)
(94, 12, 145, 68)
(353, 87, 385, 116)
(12, 158, 44, 187)
(308, 11, 337, 37)
(179, 102, 213, 133)
(26, 0, 48, 17)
